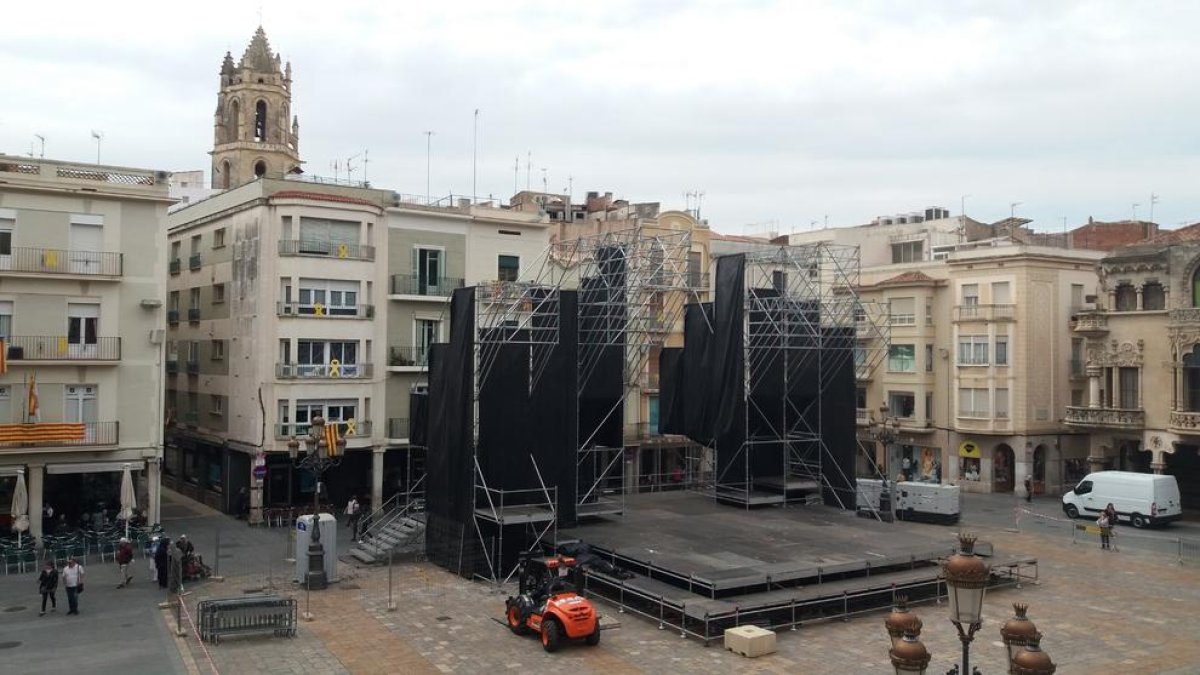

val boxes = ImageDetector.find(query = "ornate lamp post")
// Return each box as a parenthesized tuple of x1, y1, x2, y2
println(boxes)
(944, 533, 990, 675)
(287, 415, 344, 590)
(999, 603, 1039, 672)
(870, 404, 902, 477)
(890, 629, 932, 675)
(1010, 633, 1056, 675)
(885, 595, 923, 648)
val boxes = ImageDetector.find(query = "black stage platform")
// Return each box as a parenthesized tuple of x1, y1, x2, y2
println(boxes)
(558, 492, 1037, 642)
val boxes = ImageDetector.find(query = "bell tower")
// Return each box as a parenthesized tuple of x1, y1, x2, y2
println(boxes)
(210, 27, 302, 189)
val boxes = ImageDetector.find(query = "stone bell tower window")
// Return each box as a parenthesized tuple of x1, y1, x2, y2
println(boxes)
(255, 100, 268, 141)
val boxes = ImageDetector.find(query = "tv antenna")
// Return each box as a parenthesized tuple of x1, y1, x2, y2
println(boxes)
(91, 130, 104, 164)
(1149, 193, 1159, 224)
(33, 134, 45, 158)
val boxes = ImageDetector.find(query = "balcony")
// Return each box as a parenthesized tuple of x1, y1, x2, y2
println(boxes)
(1072, 311, 1108, 336)
(856, 408, 872, 426)
(186, 359, 200, 375)
(276, 302, 374, 319)
(0, 421, 119, 449)
(389, 346, 430, 370)
(953, 304, 1015, 322)
(1169, 411, 1200, 435)
(187, 308, 201, 322)
(189, 254, 202, 270)
(389, 274, 464, 298)
(640, 370, 661, 390)
(625, 422, 679, 444)
(278, 239, 375, 261)
(1064, 406, 1145, 430)
(169, 259, 181, 275)
(275, 419, 373, 440)
(387, 418, 409, 440)
(1169, 308, 1200, 326)
(166, 360, 179, 375)
(0, 247, 123, 277)
(4, 336, 121, 362)
(167, 310, 180, 325)
(889, 314, 916, 327)
(276, 362, 373, 379)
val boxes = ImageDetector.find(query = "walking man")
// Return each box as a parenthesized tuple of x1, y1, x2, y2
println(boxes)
(62, 557, 85, 615)
(345, 496, 361, 541)
(116, 537, 135, 587)
(38, 560, 58, 616)
(1024, 474, 1033, 503)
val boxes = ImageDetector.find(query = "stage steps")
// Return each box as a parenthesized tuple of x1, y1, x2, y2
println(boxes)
(349, 513, 426, 565)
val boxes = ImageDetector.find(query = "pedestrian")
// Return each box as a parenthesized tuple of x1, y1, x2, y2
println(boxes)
(1097, 511, 1112, 550)
(156, 537, 171, 588)
(62, 557, 84, 615)
(148, 536, 161, 582)
(345, 497, 361, 540)
(168, 542, 184, 596)
(1024, 474, 1033, 503)
(116, 537, 135, 587)
(1103, 502, 1118, 527)
(38, 560, 58, 616)
(235, 487, 249, 521)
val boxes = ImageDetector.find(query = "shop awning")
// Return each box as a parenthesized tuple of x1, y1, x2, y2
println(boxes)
(46, 461, 144, 475)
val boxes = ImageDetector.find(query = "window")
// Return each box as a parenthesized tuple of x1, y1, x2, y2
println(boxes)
(294, 399, 358, 436)
(991, 281, 1011, 304)
(298, 217, 360, 255)
(855, 387, 867, 409)
(1070, 283, 1084, 310)
(0, 385, 9, 422)
(64, 384, 97, 424)
(925, 298, 933, 325)
(213, 283, 226, 303)
(995, 388, 1009, 419)
(297, 340, 359, 377)
(995, 337, 1008, 365)
(298, 278, 359, 316)
(1071, 389, 1084, 406)
(416, 319, 440, 364)
(889, 297, 915, 326)
(888, 392, 916, 418)
(0, 300, 11, 339)
(1115, 284, 1137, 311)
(414, 247, 443, 293)
(888, 344, 915, 372)
(0, 215, 12, 256)
(772, 270, 787, 294)
(1074, 479, 1093, 495)
(961, 284, 979, 305)
(255, 100, 268, 141)
(1143, 282, 1165, 311)
(958, 388, 990, 417)
(925, 392, 933, 419)
(891, 241, 923, 264)
(1071, 339, 1084, 375)
(189, 288, 201, 310)
(925, 344, 934, 372)
(211, 340, 225, 360)
(190, 235, 201, 255)
(187, 341, 199, 363)
(210, 395, 223, 416)
(67, 303, 99, 354)
(171, 241, 181, 260)
(69, 218, 103, 273)
(168, 291, 180, 313)
(213, 228, 226, 248)
(957, 336, 989, 365)
(498, 255, 520, 282)
(1119, 367, 1139, 409)
(166, 340, 178, 361)
(688, 252, 703, 287)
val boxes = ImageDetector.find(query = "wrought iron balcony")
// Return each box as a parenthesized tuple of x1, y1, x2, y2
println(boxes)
(1064, 406, 1144, 429)
(389, 274, 464, 297)
(4, 336, 121, 361)
(0, 246, 123, 277)
(188, 254, 202, 270)
(387, 418, 409, 439)
(187, 308, 201, 322)
(276, 362, 373, 379)
(167, 310, 180, 325)
(389, 346, 430, 368)
(278, 239, 375, 261)
(0, 421, 119, 448)
(169, 259, 181, 275)
(276, 302, 374, 319)
(856, 408, 872, 426)
(953, 303, 1015, 322)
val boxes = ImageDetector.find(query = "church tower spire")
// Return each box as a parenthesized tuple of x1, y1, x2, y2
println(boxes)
(210, 26, 302, 189)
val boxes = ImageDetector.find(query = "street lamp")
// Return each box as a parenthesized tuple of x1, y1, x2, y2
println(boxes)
(287, 415, 344, 590)
(944, 533, 991, 675)
(885, 595, 923, 647)
(1010, 633, 1056, 675)
(999, 603, 1039, 672)
(889, 629, 931, 675)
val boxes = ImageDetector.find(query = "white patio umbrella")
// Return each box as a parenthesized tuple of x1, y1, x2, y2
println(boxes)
(119, 463, 137, 539)
(11, 469, 29, 548)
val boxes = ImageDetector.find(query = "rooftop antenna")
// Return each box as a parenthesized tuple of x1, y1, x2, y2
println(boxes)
(695, 191, 705, 220)
(362, 148, 369, 183)
(330, 159, 340, 182)
(513, 156, 519, 196)
(824, 214, 829, 228)
(472, 108, 479, 202)
(346, 152, 361, 183)
(424, 130, 434, 203)
(540, 167, 548, 194)
(91, 130, 104, 164)
(1149, 193, 1159, 224)
(1132, 203, 1140, 221)
(34, 134, 45, 158)
(566, 175, 573, 202)
(525, 151, 531, 191)
(961, 194, 970, 217)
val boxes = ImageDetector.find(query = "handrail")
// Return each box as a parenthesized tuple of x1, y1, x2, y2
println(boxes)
(358, 474, 426, 542)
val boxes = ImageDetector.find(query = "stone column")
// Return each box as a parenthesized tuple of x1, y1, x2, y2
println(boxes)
(1138, 368, 1144, 408)
(1088, 368, 1102, 408)
(28, 464, 44, 541)
(1136, 287, 1144, 311)
(371, 446, 386, 512)
(146, 458, 162, 526)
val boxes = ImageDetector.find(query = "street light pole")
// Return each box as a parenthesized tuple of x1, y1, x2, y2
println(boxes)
(287, 415, 344, 591)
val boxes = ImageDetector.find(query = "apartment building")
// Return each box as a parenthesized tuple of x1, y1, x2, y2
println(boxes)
(1065, 227, 1200, 506)
(0, 155, 170, 538)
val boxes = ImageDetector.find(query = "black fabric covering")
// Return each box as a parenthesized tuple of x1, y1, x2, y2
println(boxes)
(819, 326, 857, 506)
(425, 289, 475, 527)
(409, 388, 429, 448)
(578, 272, 625, 450)
(680, 302, 714, 444)
(709, 256, 748, 484)
(657, 347, 685, 435)
(531, 290, 579, 525)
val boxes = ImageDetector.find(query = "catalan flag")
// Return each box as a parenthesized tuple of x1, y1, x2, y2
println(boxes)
(324, 421, 341, 457)
(0, 423, 86, 445)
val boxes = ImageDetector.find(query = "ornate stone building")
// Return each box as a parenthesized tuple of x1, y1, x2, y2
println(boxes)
(210, 27, 302, 189)
(1065, 226, 1200, 506)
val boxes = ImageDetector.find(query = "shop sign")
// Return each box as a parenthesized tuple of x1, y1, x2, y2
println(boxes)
(958, 441, 981, 458)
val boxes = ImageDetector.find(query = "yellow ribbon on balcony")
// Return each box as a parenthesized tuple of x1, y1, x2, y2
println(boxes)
(58, 337, 68, 355)
(43, 250, 59, 268)
(312, 302, 326, 317)
(328, 358, 341, 378)
(337, 242, 349, 259)
(344, 418, 357, 437)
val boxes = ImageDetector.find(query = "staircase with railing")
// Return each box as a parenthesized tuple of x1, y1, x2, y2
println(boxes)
(347, 476, 426, 564)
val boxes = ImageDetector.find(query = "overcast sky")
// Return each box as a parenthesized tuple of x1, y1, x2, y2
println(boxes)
(3, 1, 1198, 234)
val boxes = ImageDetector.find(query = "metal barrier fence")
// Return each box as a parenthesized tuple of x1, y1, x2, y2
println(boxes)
(196, 595, 297, 643)
(1017, 506, 1200, 565)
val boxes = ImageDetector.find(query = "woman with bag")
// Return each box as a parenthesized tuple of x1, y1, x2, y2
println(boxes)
(37, 560, 58, 616)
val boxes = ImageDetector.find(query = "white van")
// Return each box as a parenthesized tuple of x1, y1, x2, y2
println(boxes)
(1061, 471, 1182, 528)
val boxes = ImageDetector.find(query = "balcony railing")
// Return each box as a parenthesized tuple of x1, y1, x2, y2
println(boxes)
(187, 308, 202, 322)
(954, 304, 1015, 321)
(166, 360, 179, 375)
(167, 310, 180, 325)
(1168, 410, 1200, 434)
(1073, 312, 1108, 334)
(169, 259, 181, 275)
(277, 239, 375, 261)
(0, 421, 119, 448)
(1169, 308, 1200, 325)
(4, 336, 121, 361)
(186, 360, 200, 374)
(276, 302, 374, 319)
(1064, 406, 1145, 429)
(189, 254, 202, 270)
(889, 314, 916, 326)
(389, 274, 464, 297)
(0, 247, 122, 277)
(856, 408, 872, 426)
(387, 418, 409, 439)
(276, 362, 373, 379)
(389, 346, 430, 368)
(274, 419, 373, 440)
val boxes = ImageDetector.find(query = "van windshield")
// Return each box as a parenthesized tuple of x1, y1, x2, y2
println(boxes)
(1074, 480, 1093, 495)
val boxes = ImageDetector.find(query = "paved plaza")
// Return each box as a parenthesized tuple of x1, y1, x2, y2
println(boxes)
(2, 489, 1199, 674)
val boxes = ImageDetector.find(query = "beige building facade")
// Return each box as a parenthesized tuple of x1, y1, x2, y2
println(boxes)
(0, 155, 170, 537)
